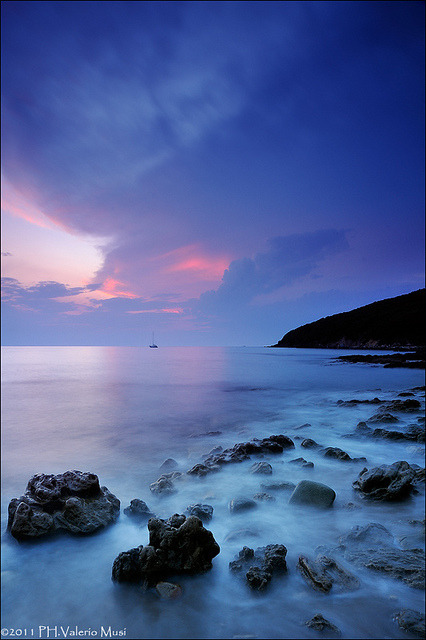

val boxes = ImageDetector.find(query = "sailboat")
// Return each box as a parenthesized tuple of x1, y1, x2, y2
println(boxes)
(149, 332, 158, 348)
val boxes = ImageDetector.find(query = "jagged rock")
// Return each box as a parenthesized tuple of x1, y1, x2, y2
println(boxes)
(305, 614, 341, 635)
(352, 461, 416, 501)
(253, 492, 276, 502)
(159, 458, 179, 472)
(149, 476, 176, 495)
(155, 581, 183, 599)
(393, 609, 425, 637)
(261, 481, 296, 492)
(250, 462, 272, 475)
(7, 471, 120, 539)
(112, 514, 220, 587)
(186, 463, 211, 477)
(230, 544, 287, 590)
(386, 398, 421, 411)
(185, 503, 213, 522)
(229, 498, 257, 514)
(297, 556, 332, 592)
(337, 397, 383, 405)
(289, 457, 314, 468)
(300, 438, 320, 448)
(124, 499, 154, 520)
(367, 412, 399, 424)
(289, 480, 336, 508)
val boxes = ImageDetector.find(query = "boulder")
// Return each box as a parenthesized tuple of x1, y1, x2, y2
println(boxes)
(7, 471, 120, 539)
(367, 412, 399, 424)
(250, 462, 272, 475)
(112, 514, 220, 587)
(229, 498, 257, 514)
(187, 463, 211, 477)
(289, 480, 336, 508)
(289, 457, 314, 468)
(352, 461, 416, 500)
(124, 499, 154, 521)
(300, 438, 320, 449)
(393, 609, 425, 637)
(185, 503, 213, 522)
(322, 447, 352, 461)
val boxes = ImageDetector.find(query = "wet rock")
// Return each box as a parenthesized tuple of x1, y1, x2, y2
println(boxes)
(224, 528, 260, 542)
(352, 461, 416, 501)
(124, 499, 154, 521)
(300, 438, 320, 449)
(149, 476, 176, 495)
(367, 412, 399, 424)
(315, 555, 360, 591)
(322, 447, 352, 461)
(305, 614, 341, 635)
(289, 480, 336, 508)
(185, 503, 213, 522)
(355, 422, 372, 435)
(7, 471, 120, 539)
(159, 458, 179, 472)
(112, 514, 220, 587)
(260, 481, 296, 492)
(253, 492, 276, 502)
(393, 609, 425, 637)
(406, 423, 425, 443)
(230, 543, 287, 590)
(289, 457, 314, 468)
(155, 581, 183, 599)
(229, 498, 257, 514)
(250, 462, 272, 475)
(337, 397, 383, 406)
(398, 392, 415, 397)
(386, 398, 422, 411)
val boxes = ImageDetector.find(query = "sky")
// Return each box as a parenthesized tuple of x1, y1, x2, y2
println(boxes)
(1, 0, 425, 346)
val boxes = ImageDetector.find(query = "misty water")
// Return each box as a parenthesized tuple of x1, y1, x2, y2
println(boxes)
(1, 346, 425, 639)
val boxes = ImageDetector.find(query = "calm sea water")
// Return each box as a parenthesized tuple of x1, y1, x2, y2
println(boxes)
(1, 346, 425, 639)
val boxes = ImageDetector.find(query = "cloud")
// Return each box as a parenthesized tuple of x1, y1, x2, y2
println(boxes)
(192, 229, 349, 314)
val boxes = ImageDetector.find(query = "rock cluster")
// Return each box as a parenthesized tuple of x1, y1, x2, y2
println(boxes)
(352, 461, 419, 500)
(229, 544, 288, 590)
(7, 471, 120, 539)
(112, 514, 220, 587)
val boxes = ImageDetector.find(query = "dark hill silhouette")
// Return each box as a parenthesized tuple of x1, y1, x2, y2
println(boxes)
(271, 289, 425, 349)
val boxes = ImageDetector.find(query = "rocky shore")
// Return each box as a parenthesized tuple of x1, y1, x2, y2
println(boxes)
(5, 384, 425, 637)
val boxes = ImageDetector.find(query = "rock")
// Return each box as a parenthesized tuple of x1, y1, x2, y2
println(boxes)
(352, 461, 416, 501)
(315, 555, 360, 591)
(155, 581, 183, 599)
(344, 547, 425, 589)
(289, 480, 336, 508)
(297, 556, 332, 592)
(393, 609, 425, 637)
(185, 503, 213, 522)
(339, 523, 394, 549)
(305, 614, 341, 635)
(300, 438, 320, 449)
(224, 528, 261, 542)
(250, 462, 272, 475)
(230, 543, 287, 590)
(253, 492, 276, 502)
(322, 447, 352, 461)
(124, 499, 154, 520)
(112, 514, 220, 587)
(386, 399, 422, 411)
(159, 458, 179, 472)
(7, 471, 120, 539)
(367, 412, 399, 424)
(187, 463, 211, 477)
(289, 457, 314, 468)
(149, 476, 176, 495)
(398, 392, 415, 397)
(293, 423, 312, 430)
(260, 481, 296, 492)
(229, 498, 257, 514)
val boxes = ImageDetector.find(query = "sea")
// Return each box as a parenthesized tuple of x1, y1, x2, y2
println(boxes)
(1, 346, 425, 639)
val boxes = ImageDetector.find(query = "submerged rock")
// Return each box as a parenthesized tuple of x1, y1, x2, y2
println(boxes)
(253, 492, 276, 502)
(124, 499, 154, 521)
(250, 462, 272, 475)
(112, 514, 220, 587)
(298, 554, 359, 593)
(305, 614, 341, 635)
(322, 447, 352, 461)
(185, 503, 213, 522)
(289, 480, 336, 508)
(7, 471, 120, 539)
(367, 412, 399, 424)
(393, 609, 425, 637)
(260, 481, 296, 492)
(229, 498, 257, 514)
(149, 476, 176, 495)
(300, 438, 320, 449)
(159, 458, 179, 472)
(338, 523, 394, 549)
(155, 581, 183, 599)
(352, 461, 416, 501)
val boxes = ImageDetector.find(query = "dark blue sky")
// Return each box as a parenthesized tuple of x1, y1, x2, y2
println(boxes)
(1, 1, 424, 345)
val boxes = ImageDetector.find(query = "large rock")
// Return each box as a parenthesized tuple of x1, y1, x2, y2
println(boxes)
(7, 471, 120, 539)
(112, 514, 220, 587)
(185, 503, 213, 522)
(352, 461, 416, 501)
(124, 499, 154, 521)
(229, 498, 257, 514)
(289, 480, 336, 508)
(229, 544, 287, 591)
